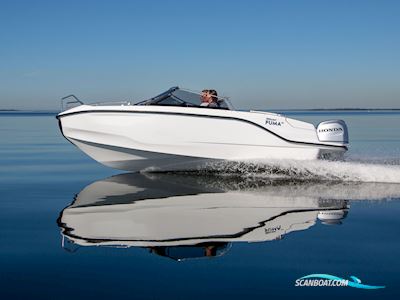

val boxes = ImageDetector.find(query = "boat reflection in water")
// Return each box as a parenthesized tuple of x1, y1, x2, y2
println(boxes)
(58, 173, 397, 261)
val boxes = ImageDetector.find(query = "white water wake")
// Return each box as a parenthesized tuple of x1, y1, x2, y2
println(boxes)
(202, 159, 400, 183)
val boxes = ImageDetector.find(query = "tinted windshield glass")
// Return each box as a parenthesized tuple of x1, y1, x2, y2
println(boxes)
(156, 97, 185, 106)
(171, 89, 201, 105)
(135, 87, 233, 110)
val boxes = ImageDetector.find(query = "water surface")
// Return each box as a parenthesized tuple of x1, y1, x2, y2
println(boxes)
(1, 111, 400, 299)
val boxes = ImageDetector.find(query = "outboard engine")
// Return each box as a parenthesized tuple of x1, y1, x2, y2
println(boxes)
(317, 120, 349, 144)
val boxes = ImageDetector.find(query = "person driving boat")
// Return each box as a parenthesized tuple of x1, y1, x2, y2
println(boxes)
(200, 89, 219, 107)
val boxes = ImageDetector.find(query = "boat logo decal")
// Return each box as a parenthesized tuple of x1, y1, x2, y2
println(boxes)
(265, 118, 283, 126)
(265, 225, 281, 234)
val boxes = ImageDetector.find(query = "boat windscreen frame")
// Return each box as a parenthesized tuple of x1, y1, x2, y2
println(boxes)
(134, 87, 234, 110)
(134, 86, 180, 106)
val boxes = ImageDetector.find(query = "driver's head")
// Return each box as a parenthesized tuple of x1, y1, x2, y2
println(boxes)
(209, 90, 218, 103)
(201, 89, 211, 103)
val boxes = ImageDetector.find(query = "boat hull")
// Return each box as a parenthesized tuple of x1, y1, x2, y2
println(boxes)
(57, 107, 347, 172)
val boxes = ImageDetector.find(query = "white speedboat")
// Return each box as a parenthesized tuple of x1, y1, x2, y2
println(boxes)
(56, 87, 349, 172)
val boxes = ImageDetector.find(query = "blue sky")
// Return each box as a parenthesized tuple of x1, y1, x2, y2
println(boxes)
(1, 0, 399, 110)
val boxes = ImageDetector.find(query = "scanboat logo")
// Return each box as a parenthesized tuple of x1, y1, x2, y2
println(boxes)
(318, 127, 343, 133)
(295, 274, 385, 289)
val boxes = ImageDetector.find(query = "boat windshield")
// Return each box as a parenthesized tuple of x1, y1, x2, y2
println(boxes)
(135, 87, 234, 110)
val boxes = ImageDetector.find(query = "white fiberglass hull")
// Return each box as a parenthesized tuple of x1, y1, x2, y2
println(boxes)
(57, 106, 347, 172)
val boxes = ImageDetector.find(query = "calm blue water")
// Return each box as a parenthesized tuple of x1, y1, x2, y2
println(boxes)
(1, 111, 400, 299)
